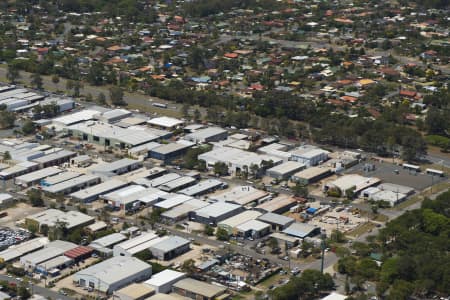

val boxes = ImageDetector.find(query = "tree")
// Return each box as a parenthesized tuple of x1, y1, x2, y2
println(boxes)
(204, 224, 214, 236)
(72, 80, 83, 97)
(31, 73, 43, 90)
(109, 86, 126, 106)
(181, 259, 196, 275)
(22, 120, 36, 135)
(0, 111, 16, 129)
(17, 284, 31, 299)
(213, 162, 229, 176)
(193, 109, 201, 122)
(96, 92, 107, 105)
(3, 151, 11, 160)
(267, 237, 279, 250)
(51, 74, 60, 86)
(292, 182, 308, 197)
(27, 189, 44, 207)
(182, 103, 190, 118)
(216, 227, 229, 241)
(6, 64, 20, 83)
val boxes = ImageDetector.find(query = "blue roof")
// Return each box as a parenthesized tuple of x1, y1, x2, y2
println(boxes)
(306, 207, 317, 214)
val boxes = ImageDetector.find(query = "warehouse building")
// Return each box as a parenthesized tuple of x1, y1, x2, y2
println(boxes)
(198, 147, 282, 175)
(20, 240, 77, 270)
(89, 233, 128, 257)
(103, 185, 148, 211)
(257, 213, 295, 231)
(0, 193, 13, 208)
(184, 127, 228, 144)
(32, 150, 76, 168)
(158, 176, 197, 192)
(14, 167, 62, 187)
(113, 231, 158, 257)
(378, 183, 415, 195)
(41, 174, 101, 195)
(235, 219, 271, 239)
(94, 109, 132, 124)
(172, 278, 227, 300)
(70, 178, 128, 203)
(90, 158, 142, 177)
(40, 171, 81, 186)
(128, 142, 161, 158)
(149, 236, 190, 260)
(136, 188, 168, 207)
(67, 121, 159, 149)
(255, 195, 297, 214)
(258, 143, 292, 162)
(291, 167, 333, 185)
(40, 97, 75, 113)
(324, 174, 381, 195)
(113, 283, 155, 300)
(0, 161, 39, 180)
(0, 237, 49, 263)
(119, 167, 163, 183)
(143, 173, 181, 188)
(210, 185, 271, 206)
(147, 116, 184, 130)
(25, 209, 94, 233)
(290, 145, 329, 167)
(282, 223, 321, 239)
(53, 109, 100, 126)
(149, 142, 192, 162)
(190, 202, 243, 225)
(161, 199, 209, 223)
(266, 161, 306, 180)
(35, 255, 73, 276)
(218, 210, 262, 235)
(178, 179, 225, 197)
(153, 194, 193, 210)
(73, 256, 152, 294)
(144, 269, 186, 293)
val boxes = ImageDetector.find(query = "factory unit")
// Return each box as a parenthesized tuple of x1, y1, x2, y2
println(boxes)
(113, 231, 159, 257)
(25, 209, 95, 233)
(0, 193, 13, 208)
(172, 278, 227, 300)
(362, 187, 407, 207)
(0, 237, 49, 263)
(149, 236, 190, 260)
(70, 155, 92, 167)
(161, 199, 209, 223)
(218, 210, 263, 235)
(89, 158, 142, 177)
(113, 283, 155, 300)
(158, 176, 197, 192)
(70, 178, 128, 203)
(94, 109, 132, 123)
(39, 97, 75, 113)
(0, 161, 39, 180)
(53, 109, 100, 126)
(32, 150, 76, 168)
(142, 173, 181, 188)
(73, 256, 152, 294)
(89, 233, 128, 257)
(35, 255, 73, 276)
(40, 171, 81, 186)
(20, 240, 77, 270)
(257, 143, 292, 162)
(183, 127, 228, 144)
(128, 142, 161, 158)
(66, 121, 159, 149)
(235, 219, 271, 239)
(149, 142, 192, 162)
(102, 185, 147, 211)
(323, 174, 381, 195)
(282, 223, 321, 239)
(147, 116, 184, 130)
(144, 269, 186, 293)
(178, 179, 225, 197)
(291, 167, 333, 185)
(266, 161, 306, 180)
(198, 147, 282, 175)
(190, 202, 243, 226)
(255, 195, 298, 214)
(290, 145, 329, 167)
(153, 194, 193, 210)
(41, 174, 101, 195)
(14, 166, 63, 187)
(136, 188, 169, 207)
(257, 213, 295, 231)
(210, 185, 271, 206)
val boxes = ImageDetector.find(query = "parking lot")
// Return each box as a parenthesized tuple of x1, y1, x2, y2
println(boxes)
(0, 227, 31, 249)
(345, 160, 445, 190)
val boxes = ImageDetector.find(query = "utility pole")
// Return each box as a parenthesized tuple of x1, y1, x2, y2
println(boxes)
(320, 230, 326, 274)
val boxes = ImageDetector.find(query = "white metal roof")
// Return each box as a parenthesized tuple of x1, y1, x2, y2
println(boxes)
(144, 269, 185, 287)
(147, 116, 183, 128)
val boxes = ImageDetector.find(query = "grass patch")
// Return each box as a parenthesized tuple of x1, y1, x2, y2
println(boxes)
(257, 272, 285, 289)
(373, 214, 389, 222)
(346, 222, 376, 238)
(395, 181, 450, 210)
(127, 102, 182, 118)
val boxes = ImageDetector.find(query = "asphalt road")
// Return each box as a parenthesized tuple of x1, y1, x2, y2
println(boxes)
(0, 274, 73, 300)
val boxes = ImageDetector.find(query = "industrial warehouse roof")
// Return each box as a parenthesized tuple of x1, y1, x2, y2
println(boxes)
(154, 194, 193, 210)
(267, 161, 306, 175)
(53, 109, 100, 125)
(184, 126, 227, 142)
(90, 233, 127, 248)
(0, 237, 49, 262)
(41, 171, 81, 185)
(147, 116, 184, 128)
(258, 212, 294, 226)
(21, 240, 77, 266)
(255, 195, 296, 213)
(195, 202, 241, 218)
(144, 269, 185, 287)
(179, 179, 224, 196)
(282, 223, 319, 238)
(161, 199, 209, 220)
(68, 121, 159, 146)
(147, 173, 181, 187)
(211, 185, 269, 206)
(293, 166, 332, 180)
(149, 236, 190, 252)
(37, 255, 72, 270)
(158, 176, 196, 192)
(137, 188, 168, 205)
(41, 174, 100, 194)
(64, 246, 93, 259)
(102, 185, 147, 203)
(32, 150, 75, 164)
(198, 147, 282, 169)
(74, 256, 151, 285)
(236, 219, 270, 232)
(173, 278, 226, 298)
(26, 209, 94, 229)
(15, 167, 62, 184)
(90, 158, 140, 174)
(219, 210, 262, 228)
(114, 283, 155, 299)
(326, 174, 381, 193)
(70, 178, 128, 201)
(151, 142, 191, 155)
(115, 231, 158, 251)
